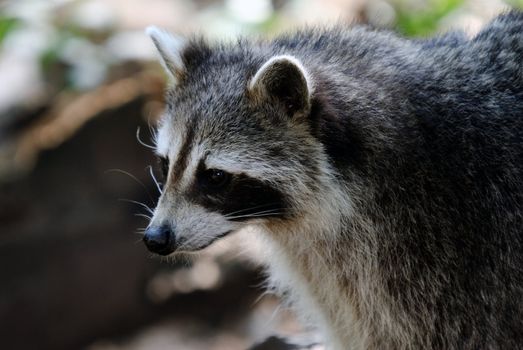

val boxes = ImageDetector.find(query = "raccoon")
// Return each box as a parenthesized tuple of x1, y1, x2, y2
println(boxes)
(143, 11, 523, 350)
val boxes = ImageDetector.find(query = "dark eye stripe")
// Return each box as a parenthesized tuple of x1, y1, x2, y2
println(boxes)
(189, 172, 289, 222)
(198, 168, 231, 190)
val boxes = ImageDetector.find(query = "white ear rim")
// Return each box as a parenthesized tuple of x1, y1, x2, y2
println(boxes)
(248, 54, 313, 94)
(146, 26, 187, 81)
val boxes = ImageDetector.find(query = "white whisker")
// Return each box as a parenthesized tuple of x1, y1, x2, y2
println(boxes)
(223, 203, 284, 217)
(136, 126, 156, 150)
(225, 209, 286, 221)
(148, 165, 162, 195)
(105, 168, 155, 205)
(119, 198, 154, 215)
(135, 213, 152, 220)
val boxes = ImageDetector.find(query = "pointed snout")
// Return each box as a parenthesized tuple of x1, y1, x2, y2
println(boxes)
(143, 224, 176, 256)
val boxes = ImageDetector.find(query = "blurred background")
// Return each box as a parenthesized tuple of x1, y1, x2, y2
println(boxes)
(0, 0, 521, 349)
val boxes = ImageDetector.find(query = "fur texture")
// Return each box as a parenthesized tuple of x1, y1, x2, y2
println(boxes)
(145, 11, 523, 349)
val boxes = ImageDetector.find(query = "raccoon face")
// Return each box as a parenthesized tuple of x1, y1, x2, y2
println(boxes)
(143, 27, 324, 255)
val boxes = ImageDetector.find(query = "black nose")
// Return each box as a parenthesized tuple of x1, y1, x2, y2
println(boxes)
(143, 225, 175, 255)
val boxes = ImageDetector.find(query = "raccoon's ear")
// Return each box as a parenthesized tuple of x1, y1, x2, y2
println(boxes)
(146, 26, 187, 83)
(249, 55, 312, 117)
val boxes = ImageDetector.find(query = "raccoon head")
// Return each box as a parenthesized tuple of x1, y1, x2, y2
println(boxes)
(143, 27, 332, 255)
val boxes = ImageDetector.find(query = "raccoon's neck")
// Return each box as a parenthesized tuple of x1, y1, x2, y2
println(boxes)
(261, 179, 370, 349)
(261, 174, 419, 350)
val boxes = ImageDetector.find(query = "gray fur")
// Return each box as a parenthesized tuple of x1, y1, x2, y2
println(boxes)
(146, 11, 523, 349)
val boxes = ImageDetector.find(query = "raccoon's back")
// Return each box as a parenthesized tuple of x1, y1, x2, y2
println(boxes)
(374, 12, 523, 348)
(407, 11, 523, 191)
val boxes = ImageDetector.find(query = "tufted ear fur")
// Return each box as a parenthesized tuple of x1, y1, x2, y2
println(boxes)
(146, 26, 187, 83)
(249, 55, 312, 117)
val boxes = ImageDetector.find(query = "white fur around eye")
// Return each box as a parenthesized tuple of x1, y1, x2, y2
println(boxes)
(155, 123, 171, 157)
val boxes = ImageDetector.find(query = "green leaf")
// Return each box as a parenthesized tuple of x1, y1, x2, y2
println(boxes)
(0, 17, 19, 46)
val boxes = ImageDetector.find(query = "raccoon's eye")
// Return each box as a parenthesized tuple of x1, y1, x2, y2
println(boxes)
(200, 169, 231, 189)
(158, 156, 169, 179)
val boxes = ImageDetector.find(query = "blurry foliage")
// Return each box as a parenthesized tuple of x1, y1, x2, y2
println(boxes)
(0, 0, 521, 112)
(507, 0, 523, 7)
(394, 0, 523, 36)
(0, 16, 19, 46)
(39, 26, 108, 91)
(395, 0, 464, 36)
(40, 37, 72, 90)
